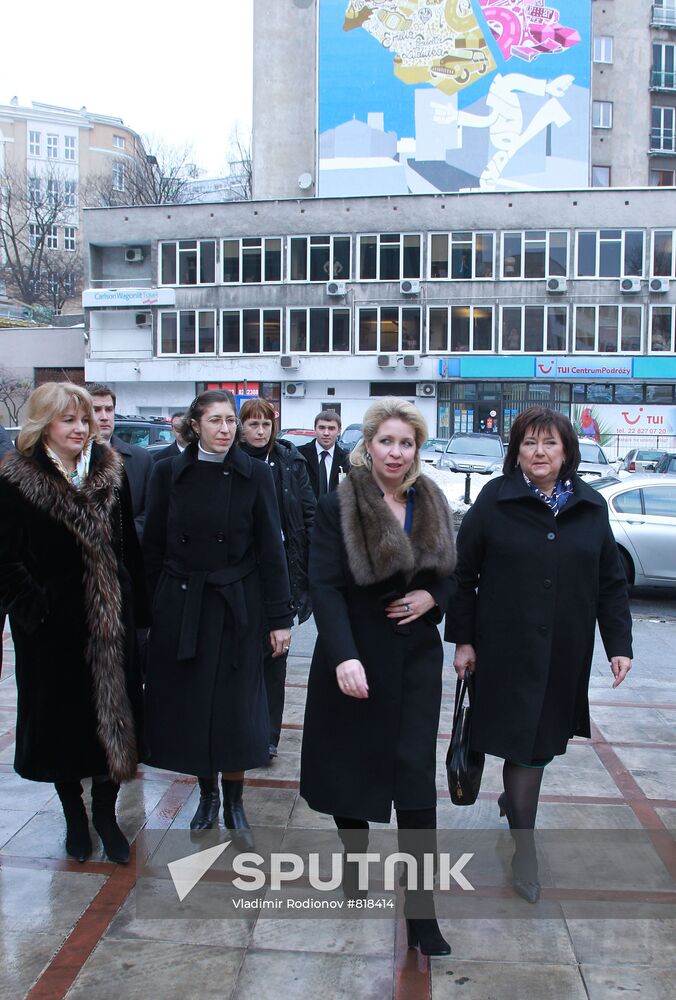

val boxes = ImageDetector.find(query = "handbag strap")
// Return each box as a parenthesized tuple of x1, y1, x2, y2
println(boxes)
(453, 672, 475, 728)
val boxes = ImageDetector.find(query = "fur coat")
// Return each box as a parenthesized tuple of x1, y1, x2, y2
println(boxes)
(0, 441, 145, 782)
(300, 467, 456, 823)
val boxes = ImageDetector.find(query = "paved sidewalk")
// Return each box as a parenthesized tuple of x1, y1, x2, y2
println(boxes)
(0, 613, 674, 1000)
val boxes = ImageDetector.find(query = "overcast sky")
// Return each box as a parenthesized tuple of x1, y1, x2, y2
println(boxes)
(3, 0, 254, 176)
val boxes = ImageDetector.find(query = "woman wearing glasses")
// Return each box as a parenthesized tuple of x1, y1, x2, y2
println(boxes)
(142, 390, 292, 847)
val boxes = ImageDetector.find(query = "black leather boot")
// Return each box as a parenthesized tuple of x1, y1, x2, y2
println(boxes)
(221, 779, 254, 850)
(55, 781, 92, 863)
(91, 778, 130, 863)
(336, 827, 369, 901)
(190, 775, 220, 831)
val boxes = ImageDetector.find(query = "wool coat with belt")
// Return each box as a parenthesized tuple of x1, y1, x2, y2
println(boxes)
(142, 444, 293, 776)
(445, 471, 633, 764)
(0, 442, 146, 783)
(300, 467, 456, 823)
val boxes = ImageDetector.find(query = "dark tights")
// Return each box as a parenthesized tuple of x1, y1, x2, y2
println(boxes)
(502, 761, 545, 882)
(333, 807, 436, 832)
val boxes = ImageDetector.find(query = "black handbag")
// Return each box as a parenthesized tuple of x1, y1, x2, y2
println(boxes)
(446, 674, 485, 806)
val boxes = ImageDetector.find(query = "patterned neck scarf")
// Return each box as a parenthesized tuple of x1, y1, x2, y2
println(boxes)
(523, 472, 574, 517)
(45, 439, 93, 489)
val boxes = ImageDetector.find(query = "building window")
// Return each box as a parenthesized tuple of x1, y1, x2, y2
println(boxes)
(429, 232, 494, 279)
(591, 165, 611, 187)
(28, 130, 41, 156)
(650, 306, 675, 352)
(576, 230, 644, 278)
(652, 230, 675, 277)
(222, 238, 282, 283)
(160, 240, 217, 285)
(501, 231, 568, 279)
(652, 43, 676, 90)
(46, 225, 58, 250)
(63, 271, 77, 297)
(651, 106, 676, 152)
(358, 234, 421, 280)
(47, 178, 59, 207)
(428, 306, 494, 353)
(573, 305, 643, 353)
(159, 310, 217, 355)
(221, 309, 282, 354)
(288, 235, 351, 281)
(47, 134, 58, 158)
(28, 176, 42, 204)
(113, 134, 126, 149)
(64, 180, 77, 207)
(64, 135, 77, 160)
(593, 36, 613, 64)
(357, 306, 422, 352)
(287, 308, 350, 352)
(112, 161, 125, 191)
(650, 169, 675, 186)
(653, 0, 676, 27)
(28, 223, 39, 249)
(592, 101, 613, 129)
(500, 306, 568, 353)
(63, 227, 76, 252)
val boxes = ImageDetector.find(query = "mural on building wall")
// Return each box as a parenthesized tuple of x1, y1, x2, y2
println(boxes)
(318, 0, 590, 196)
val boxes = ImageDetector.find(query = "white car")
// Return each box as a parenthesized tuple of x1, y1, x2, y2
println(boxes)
(590, 474, 676, 587)
(577, 439, 617, 480)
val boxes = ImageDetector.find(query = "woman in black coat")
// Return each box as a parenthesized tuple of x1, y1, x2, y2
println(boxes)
(239, 398, 316, 759)
(0, 383, 146, 864)
(142, 390, 293, 848)
(300, 398, 456, 957)
(446, 407, 633, 903)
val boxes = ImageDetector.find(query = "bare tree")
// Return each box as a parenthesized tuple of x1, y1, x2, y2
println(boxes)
(85, 135, 199, 207)
(42, 251, 84, 315)
(0, 367, 32, 425)
(225, 127, 252, 201)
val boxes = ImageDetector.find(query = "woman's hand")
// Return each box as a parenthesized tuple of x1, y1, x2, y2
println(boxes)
(610, 656, 632, 688)
(269, 629, 291, 658)
(453, 643, 476, 679)
(336, 659, 369, 699)
(385, 589, 436, 625)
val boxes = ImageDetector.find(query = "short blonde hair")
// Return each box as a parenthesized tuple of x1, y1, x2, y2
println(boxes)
(17, 382, 97, 456)
(351, 397, 428, 500)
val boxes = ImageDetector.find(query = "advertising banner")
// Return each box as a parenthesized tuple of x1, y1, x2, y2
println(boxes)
(318, 1, 591, 196)
(573, 404, 676, 444)
(535, 357, 634, 379)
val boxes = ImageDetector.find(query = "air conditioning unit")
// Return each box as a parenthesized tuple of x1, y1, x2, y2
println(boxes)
(400, 279, 420, 295)
(280, 354, 301, 370)
(649, 277, 670, 293)
(135, 312, 151, 327)
(326, 280, 347, 296)
(125, 247, 144, 263)
(620, 277, 641, 293)
(402, 353, 421, 369)
(377, 354, 396, 368)
(546, 276, 567, 293)
(283, 381, 305, 398)
(416, 382, 436, 398)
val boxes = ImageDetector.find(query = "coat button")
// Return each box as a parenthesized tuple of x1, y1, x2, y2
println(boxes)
(546, 532, 556, 540)
(223, 470, 230, 476)
(181, 534, 189, 543)
(543, 579, 552, 589)
(216, 532, 225, 542)
(180, 582, 188, 591)
(538, 625, 549, 634)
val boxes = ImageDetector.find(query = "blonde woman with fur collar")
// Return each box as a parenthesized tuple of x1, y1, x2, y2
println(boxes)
(300, 398, 456, 957)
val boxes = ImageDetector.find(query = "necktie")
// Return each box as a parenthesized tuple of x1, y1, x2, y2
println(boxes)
(319, 450, 329, 495)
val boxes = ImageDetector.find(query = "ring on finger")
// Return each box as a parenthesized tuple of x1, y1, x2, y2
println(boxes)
(404, 603, 411, 612)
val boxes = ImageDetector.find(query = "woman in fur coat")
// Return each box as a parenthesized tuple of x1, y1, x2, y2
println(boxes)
(300, 398, 456, 957)
(0, 383, 145, 864)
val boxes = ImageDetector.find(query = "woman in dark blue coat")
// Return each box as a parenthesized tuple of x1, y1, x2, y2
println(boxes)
(143, 390, 293, 847)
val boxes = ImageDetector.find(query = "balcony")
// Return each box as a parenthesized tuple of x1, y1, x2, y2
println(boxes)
(651, 68, 676, 89)
(652, 5, 676, 28)
(650, 130, 676, 153)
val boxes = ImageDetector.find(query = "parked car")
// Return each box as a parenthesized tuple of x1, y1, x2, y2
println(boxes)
(619, 448, 667, 473)
(652, 452, 676, 474)
(420, 437, 447, 465)
(590, 474, 676, 586)
(338, 423, 363, 452)
(437, 432, 504, 475)
(113, 416, 174, 449)
(278, 428, 315, 446)
(577, 439, 616, 480)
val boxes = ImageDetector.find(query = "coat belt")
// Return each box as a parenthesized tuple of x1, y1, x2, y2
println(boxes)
(164, 556, 256, 662)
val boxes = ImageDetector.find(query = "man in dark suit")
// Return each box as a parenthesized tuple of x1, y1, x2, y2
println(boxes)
(299, 409, 350, 499)
(87, 384, 153, 538)
(152, 411, 187, 463)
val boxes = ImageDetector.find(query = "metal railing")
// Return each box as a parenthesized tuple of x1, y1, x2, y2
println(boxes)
(602, 433, 676, 462)
(649, 130, 676, 153)
(651, 5, 676, 28)
(88, 277, 153, 288)
(650, 68, 676, 90)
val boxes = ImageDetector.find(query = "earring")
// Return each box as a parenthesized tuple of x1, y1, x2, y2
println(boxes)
(364, 451, 372, 468)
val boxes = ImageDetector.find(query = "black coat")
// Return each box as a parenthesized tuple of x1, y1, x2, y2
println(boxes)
(0, 442, 146, 782)
(142, 444, 293, 776)
(298, 440, 350, 498)
(445, 472, 633, 763)
(111, 434, 154, 537)
(152, 441, 180, 463)
(300, 469, 456, 823)
(266, 439, 316, 623)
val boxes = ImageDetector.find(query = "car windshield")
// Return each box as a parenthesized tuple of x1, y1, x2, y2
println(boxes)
(448, 436, 503, 456)
(579, 443, 607, 464)
(589, 476, 623, 491)
(421, 439, 444, 452)
(637, 451, 665, 461)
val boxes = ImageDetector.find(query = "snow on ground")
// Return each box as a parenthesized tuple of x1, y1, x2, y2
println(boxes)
(420, 464, 498, 515)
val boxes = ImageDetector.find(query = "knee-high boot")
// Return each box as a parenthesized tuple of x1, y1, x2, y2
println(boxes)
(54, 781, 92, 863)
(190, 775, 220, 831)
(333, 815, 369, 901)
(91, 777, 130, 864)
(396, 807, 451, 957)
(221, 778, 254, 850)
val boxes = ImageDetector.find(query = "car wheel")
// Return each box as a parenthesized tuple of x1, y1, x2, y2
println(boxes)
(619, 549, 634, 586)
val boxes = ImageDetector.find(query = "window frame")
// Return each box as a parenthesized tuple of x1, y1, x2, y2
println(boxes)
(649, 304, 676, 353)
(159, 239, 218, 287)
(220, 308, 283, 355)
(498, 305, 568, 353)
(63, 226, 77, 252)
(427, 305, 495, 354)
(591, 165, 611, 188)
(63, 135, 77, 161)
(112, 134, 126, 150)
(157, 309, 218, 357)
(652, 42, 676, 90)
(651, 229, 676, 277)
(651, 105, 676, 152)
(46, 134, 59, 159)
(500, 230, 569, 280)
(221, 237, 283, 284)
(427, 231, 495, 280)
(572, 304, 644, 354)
(286, 235, 352, 282)
(593, 36, 614, 64)
(575, 229, 645, 279)
(46, 225, 59, 251)
(592, 100, 613, 129)
(357, 233, 422, 281)
(64, 180, 77, 208)
(356, 305, 423, 353)
(112, 160, 125, 192)
(28, 130, 41, 156)
(286, 307, 351, 353)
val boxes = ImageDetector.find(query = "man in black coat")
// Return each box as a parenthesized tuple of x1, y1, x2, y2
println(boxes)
(0, 424, 12, 674)
(298, 409, 350, 498)
(87, 384, 153, 538)
(152, 411, 187, 463)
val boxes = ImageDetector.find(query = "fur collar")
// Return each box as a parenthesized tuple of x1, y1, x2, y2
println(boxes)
(339, 466, 456, 586)
(1, 443, 138, 781)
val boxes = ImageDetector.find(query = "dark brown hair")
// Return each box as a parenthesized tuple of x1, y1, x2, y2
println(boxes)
(503, 407, 580, 479)
(86, 382, 116, 406)
(239, 397, 277, 453)
(314, 409, 342, 429)
(180, 389, 236, 445)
